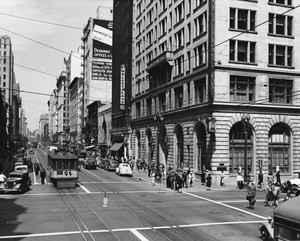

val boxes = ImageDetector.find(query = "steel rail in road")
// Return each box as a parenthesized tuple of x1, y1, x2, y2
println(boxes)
(78, 169, 203, 241)
(58, 189, 96, 241)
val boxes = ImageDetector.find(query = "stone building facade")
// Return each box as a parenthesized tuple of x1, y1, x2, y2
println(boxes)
(130, 0, 300, 184)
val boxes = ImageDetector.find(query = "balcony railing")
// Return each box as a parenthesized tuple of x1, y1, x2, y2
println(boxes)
(146, 51, 174, 72)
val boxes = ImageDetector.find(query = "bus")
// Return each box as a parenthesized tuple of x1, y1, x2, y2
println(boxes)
(48, 151, 78, 189)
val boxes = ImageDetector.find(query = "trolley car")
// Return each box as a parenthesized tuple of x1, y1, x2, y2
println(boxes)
(48, 151, 78, 188)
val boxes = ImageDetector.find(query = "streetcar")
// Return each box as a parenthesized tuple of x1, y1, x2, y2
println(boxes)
(48, 150, 79, 189)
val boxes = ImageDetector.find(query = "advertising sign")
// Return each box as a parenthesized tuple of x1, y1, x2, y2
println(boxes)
(92, 61, 112, 80)
(92, 19, 113, 59)
(120, 64, 125, 110)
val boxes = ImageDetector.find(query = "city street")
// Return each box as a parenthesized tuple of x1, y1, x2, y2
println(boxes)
(0, 149, 275, 241)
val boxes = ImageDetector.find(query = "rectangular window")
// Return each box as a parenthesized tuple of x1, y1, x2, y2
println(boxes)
(268, 0, 292, 6)
(194, 12, 207, 37)
(269, 79, 292, 104)
(194, 77, 206, 104)
(269, 44, 293, 67)
(136, 102, 141, 118)
(229, 40, 256, 63)
(175, 2, 184, 24)
(175, 28, 184, 49)
(230, 75, 255, 102)
(230, 8, 256, 31)
(194, 42, 207, 67)
(158, 93, 166, 112)
(175, 55, 184, 75)
(175, 86, 183, 108)
(146, 98, 152, 116)
(269, 13, 293, 36)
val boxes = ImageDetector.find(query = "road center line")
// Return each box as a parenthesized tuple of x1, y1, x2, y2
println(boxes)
(183, 191, 267, 220)
(76, 182, 91, 193)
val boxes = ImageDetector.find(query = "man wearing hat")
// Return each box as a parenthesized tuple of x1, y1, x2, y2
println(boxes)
(247, 179, 256, 209)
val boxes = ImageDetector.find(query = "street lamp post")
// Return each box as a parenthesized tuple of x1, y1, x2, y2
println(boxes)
(241, 114, 251, 184)
(153, 112, 164, 183)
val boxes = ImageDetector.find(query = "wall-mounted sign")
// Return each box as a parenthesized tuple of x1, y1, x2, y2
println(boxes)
(120, 64, 125, 110)
(206, 117, 216, 133)
(91, 61, 112, 80)
(92, 19, 113, 59)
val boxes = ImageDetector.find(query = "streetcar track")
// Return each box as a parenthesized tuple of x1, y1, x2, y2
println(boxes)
(58, 189, 96, 241)
(82, 171, 202, 241)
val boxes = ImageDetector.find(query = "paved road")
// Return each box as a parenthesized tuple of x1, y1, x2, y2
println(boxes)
(0, 148, 277, 240)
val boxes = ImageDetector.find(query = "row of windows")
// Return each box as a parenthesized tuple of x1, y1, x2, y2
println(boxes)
(230, 76, 293, 104)
(135, 75, 293, 118)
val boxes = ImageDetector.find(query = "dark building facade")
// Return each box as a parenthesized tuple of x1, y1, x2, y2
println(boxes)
(111, 0, 133, 157)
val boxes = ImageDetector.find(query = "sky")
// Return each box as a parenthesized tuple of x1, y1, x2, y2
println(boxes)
(0, 0, 112, 131)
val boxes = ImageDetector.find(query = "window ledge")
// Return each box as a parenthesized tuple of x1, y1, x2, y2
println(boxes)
(228, 60, 257, 66)
(268, 33, 294, 39)
(228, 28, 257, 34)
(268, 64, 295, 69)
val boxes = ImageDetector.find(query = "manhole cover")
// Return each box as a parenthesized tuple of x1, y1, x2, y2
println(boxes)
(139, 194, 147, 197)
(6, 221, 22, 225)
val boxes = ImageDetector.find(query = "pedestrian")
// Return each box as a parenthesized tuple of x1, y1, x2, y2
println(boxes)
(220, 171, 225, 186)
(246, 179, 256, 209)
(272, 183, 280, 207)
(236, 172, 244, 189)
(34, 164, 40, 176)
(147, 163, 151, 177)
(188, 171, 194, 187)
(40, 168, 46, 185)
(258, 170, 263, 188)
(206, 174, 212, 191)
(151, 171, 155, 186)
(200, 170, 206, 185)
(275, 170, 281, 186)
(175, 174, 183, 193)
(0, 172, 6, 184)
(182, 169, 188, 188)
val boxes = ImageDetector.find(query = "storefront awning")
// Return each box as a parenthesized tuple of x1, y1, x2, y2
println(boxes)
(109, 143, 123, 152)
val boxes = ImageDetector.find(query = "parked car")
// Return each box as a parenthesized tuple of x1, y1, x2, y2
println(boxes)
(22, 157, 32, 169)
(84, 158, 97, 170)
(104, 160, 119, 172)
(28, 148, 34, 154)
(14, 165, 29, 173)
(281, 178, 300, 195)
(0, 171, 31, 194)
(116, 163, 133, 176)
(95, 157, 105, 168)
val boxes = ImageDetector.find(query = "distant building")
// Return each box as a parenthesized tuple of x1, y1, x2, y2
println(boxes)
(39, 113, 49, 142)
(82, 7, 113, 144)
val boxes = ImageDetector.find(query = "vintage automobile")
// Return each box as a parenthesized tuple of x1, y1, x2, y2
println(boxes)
(28, 148, 34, 154)
(22, 157, 32, 169)
(14, 165, 29, 173)
(280, 178, 300, 196)
(116, 163, 133, 176)
(104, 160, 119, 172)
(83, 157, 97, 170)
(259, 196, 300, 240)
(0, 171, 31, 194)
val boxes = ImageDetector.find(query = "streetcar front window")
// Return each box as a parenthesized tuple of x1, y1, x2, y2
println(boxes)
(70, 161, 75, 170)
(57, 160, 63, 170)
(63, 161, 69, 169)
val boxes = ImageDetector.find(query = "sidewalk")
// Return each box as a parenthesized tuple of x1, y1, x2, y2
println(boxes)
(132, 168, 264, 193)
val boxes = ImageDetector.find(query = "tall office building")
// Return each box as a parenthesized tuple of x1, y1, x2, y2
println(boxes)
(110, 0, 133, 156)
(81, 6, 113, 145)
(130, 0, 300, 183)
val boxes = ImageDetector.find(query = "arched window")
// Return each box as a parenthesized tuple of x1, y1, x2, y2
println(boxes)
(268, 123, 290, 173)
(229, 122, 253, 174)
(175, 125, 184, 168)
